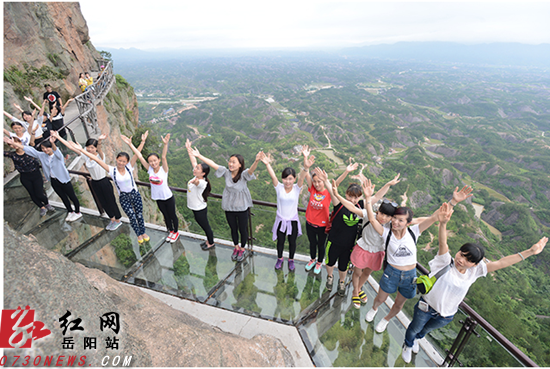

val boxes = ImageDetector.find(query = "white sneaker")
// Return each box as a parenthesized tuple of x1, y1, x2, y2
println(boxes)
(365, 308, 378, 322)
(171, 231, 180, 243)
(166, 232, 172, 242)
(71, 212, 82, 221)
(402, 344, 412, 364)
(65, 212, 75, 222)
(375, 318, 389, 333)
(412, 339, 419, 354)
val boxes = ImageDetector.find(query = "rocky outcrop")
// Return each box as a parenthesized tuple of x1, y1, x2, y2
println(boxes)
(3, 224, 293, 367)
(409, 190, 433, 209)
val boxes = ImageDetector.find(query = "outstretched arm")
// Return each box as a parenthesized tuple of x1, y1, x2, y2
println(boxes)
(60, 98, 74, 115)
(3, 111, 15, 120)
(51, 131, 79, 154)
(437, 203, 454, 255)
(185, 139, 198, 168)
(331, 179, 365, 218)
(161, 133, 170, 172)
(361, 178, 385, 235)
(121, 134, 149, 170)
(191, 147, 219, 171)
(260, 152, 278, 187)
(68, 141, 110, 172)
(418, 185, 473, 234)
(372, 173, 401, 203)
(297, 166, 307, 188)
(247, 151, 263, 176)
(3, 136, 24, 151)
(302, 145, 315, 188)
(96, 133, 107, 159)
(487, 237, 548, 273)
(335, 159, 358, 187)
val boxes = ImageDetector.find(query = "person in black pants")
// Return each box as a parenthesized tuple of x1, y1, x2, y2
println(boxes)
(4, 136, 55, 216)
(185, 139, 214, 249)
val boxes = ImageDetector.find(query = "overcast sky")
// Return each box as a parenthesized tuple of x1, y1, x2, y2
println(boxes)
(80, 1, 550, 51)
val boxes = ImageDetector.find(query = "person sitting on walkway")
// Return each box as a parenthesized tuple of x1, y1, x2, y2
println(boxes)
(401, 203, 548, 363)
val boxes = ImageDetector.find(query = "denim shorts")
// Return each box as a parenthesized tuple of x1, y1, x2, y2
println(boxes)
(379, 263, 417, 299)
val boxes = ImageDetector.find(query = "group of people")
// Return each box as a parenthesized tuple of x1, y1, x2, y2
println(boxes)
(4, 118, 547, 362)
(78, 72, 94, 93)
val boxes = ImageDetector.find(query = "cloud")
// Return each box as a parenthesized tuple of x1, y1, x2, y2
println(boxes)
(80, 1, 550, 50)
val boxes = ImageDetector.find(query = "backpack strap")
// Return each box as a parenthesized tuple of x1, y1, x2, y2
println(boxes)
(113, 165, 134, 192)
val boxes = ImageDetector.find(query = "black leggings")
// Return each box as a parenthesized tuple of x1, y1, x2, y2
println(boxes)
(51, 177, 80, 213)
(306, 222, 327, 262)
(277, 221, 298, 259)
(90, 177, 121, 220)
(20, 170, 48, 208)
(157, 196, 178, 232)
(225, 210, 249, 247)
(193, 207, 214, 244)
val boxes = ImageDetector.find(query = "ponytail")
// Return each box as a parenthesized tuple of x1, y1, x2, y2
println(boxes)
(200, 163, 211, 202)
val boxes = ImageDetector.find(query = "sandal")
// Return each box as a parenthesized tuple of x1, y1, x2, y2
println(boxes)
(352, 296, 362, 309)
(358, 290, 368, 303)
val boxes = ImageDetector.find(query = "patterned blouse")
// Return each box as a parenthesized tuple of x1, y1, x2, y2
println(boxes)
(4, 151, 41, 173)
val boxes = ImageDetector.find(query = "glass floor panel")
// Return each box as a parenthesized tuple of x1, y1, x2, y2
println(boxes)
(69, 225, 168, 280)
(130, 238, 237, 302)
(298, 281, 438, 367)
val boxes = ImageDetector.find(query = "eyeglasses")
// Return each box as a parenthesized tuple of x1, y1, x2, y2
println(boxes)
(382, 199, 398, 207)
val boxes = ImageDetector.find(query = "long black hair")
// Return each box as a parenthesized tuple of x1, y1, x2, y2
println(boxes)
(85, 138, 98, 147)
(230, 154, 245, 183)
(200, 163, 212, 202)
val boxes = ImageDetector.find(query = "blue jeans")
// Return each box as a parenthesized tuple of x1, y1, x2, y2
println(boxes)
(404, 299, 454, 347)
(379, 263, 417, 299)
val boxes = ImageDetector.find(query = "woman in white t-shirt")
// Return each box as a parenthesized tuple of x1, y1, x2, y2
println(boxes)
(361, 181, 473, 333)
(401, 203, 548, 363)
(185, 139, 214, 250)
(71, 133, 150, 243)
(56, 132, 122, 231)
(121, 133, 179, 243)
(259, 152, 307, 271)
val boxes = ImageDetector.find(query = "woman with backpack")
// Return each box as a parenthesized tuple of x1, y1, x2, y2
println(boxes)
(354, 178, 473, 333)
(401, 203, 547, 363)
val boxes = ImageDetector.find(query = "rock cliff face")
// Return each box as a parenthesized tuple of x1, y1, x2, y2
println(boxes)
(3, 225, 293, 367)
(3, 1, 139, 160)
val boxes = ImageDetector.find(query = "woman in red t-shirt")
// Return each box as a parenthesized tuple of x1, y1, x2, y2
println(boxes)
(302, 146, 354, 274)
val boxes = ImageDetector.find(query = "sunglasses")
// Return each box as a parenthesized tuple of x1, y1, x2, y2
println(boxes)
(382, 199, 398, 207)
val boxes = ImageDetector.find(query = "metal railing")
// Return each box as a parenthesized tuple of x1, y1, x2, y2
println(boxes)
(73, 61, 115, 139)
(63, 168, 537, 367)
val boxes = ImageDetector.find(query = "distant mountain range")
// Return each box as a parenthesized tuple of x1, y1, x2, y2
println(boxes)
(100, 42, 550, 69)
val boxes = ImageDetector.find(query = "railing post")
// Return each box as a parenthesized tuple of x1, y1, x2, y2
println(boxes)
(247, 207, 255, 253)
(443, 316, 480, 367)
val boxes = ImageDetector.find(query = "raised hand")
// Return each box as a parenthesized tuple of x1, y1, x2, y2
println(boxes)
(452, 185, 473, 204)
(304, 154, 315, 169)
(190, 147, 201, 157)
(388, 173, 401, 186)
(313, 167, 328, 182)
(361, 178, 375, 198)
(4, 136, 14, 145)
(346, 158, 359, 173)
(255, 150, 265, 162)
(50, 130, 60, 139)
(529, 237, 548, 256)
(13, 103, 22, 111)
(162, 133, 171, 144)
(24, 96, 33, 102)
(260, 152, 273, 165)
(141, 130, 149, 142)
(185, 138, 192, 150)
(301, 144, 311, 158)
(438, 202, 454, 224)
(120, 135, 132, 146)
(98, 133, 108, 140)
(331, 179, 339, 194)
(68, 141, 83, 151)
